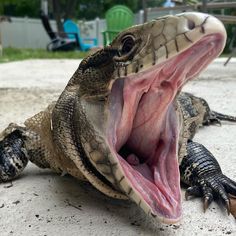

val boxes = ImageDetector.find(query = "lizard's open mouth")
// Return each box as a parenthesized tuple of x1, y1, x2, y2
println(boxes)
(107, 33, 224, 223)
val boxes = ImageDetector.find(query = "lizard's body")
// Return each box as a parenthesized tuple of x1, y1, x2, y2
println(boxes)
(1, 12, 236, 224)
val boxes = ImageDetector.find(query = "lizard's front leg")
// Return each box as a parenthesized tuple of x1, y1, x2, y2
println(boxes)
(180, 140, 236, 215)
(0, 125, 29, 181)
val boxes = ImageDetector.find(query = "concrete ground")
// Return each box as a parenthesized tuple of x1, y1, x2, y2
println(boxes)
(0, 58, 236, 236)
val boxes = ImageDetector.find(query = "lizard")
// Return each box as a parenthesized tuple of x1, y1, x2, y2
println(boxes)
(0, 12, 236, 224)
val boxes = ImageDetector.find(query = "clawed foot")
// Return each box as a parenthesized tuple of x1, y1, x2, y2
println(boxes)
(204, 110, 236, 126)
(185, 173, 236, 217)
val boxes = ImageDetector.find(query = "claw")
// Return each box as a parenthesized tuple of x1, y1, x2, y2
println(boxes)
(229, 194, 236, 218)
(203, 197, 209, 212)
(203, 197, 212, 213)
(226, 200, 230, 216)
(203, 194, 213, 213)
(185, 191, 189, 201)
(202, 185, 213, 213)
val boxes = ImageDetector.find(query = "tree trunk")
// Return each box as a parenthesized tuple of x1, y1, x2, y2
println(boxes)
(52, 0, 63, 32)
(64, 0, 78, 20)
(51, 0, 78, 34)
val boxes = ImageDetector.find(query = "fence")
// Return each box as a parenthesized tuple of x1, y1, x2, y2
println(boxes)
(0, 8, 190, 49)
(1, 17, 55, 49)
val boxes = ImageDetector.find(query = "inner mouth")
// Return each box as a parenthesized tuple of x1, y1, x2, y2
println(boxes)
(107, 34, 224, 222)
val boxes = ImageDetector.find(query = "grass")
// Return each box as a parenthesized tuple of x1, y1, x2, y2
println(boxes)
(0, 47, 89, 63)
(0, 47, 232, 64)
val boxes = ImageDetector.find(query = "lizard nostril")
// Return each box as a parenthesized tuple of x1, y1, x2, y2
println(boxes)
(187, 19, 195, 30)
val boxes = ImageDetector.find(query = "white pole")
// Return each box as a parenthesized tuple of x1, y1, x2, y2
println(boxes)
(95, 17, 100, 46)
(0, 24, 2, 57)
(41, 0, 48, 15)
(139, 10, 144, 24)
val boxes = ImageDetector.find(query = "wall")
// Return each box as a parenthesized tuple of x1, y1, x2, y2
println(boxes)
(1, 17, 57, 49)
(0, 9, 185, 49)
(0, 16, 110, 48)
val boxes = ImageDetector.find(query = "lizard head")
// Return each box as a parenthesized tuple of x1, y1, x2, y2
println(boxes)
(74, 12, 226, 223)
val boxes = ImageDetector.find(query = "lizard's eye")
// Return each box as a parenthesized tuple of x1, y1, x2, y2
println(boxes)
(114, 34, 138, 62)
(120, 35, 135, 55)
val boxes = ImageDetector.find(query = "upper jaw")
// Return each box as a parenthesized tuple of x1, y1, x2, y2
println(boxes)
(113, 12, 226, 80)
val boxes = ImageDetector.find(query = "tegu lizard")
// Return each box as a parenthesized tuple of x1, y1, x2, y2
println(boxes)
(1, 12, 236, 224)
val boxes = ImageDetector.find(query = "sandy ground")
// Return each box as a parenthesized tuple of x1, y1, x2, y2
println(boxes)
(0, 58, 236, 236)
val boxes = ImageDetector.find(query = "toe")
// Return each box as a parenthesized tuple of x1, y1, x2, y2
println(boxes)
(185, 186, 202, 200)
(202, 186, 213, 212)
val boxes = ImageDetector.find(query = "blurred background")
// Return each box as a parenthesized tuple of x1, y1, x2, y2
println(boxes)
(0, 0, 235, 62)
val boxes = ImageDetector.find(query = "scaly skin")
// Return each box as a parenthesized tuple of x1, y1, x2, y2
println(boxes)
(1, 12, 236, 223)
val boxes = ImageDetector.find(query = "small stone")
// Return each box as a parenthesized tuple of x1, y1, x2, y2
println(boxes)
(172, 225, 180, 229)
(12, 200, 20, 205)
(130, 221, 140, 226)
